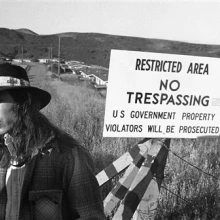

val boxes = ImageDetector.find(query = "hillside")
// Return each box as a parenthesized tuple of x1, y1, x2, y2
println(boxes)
(1, 28, 220, 68)
(15, 28, 39, 36)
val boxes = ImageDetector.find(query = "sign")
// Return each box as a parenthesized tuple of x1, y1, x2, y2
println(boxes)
(103, 50, 220, 138)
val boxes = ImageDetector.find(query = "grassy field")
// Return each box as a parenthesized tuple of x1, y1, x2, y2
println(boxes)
(36, 64, 220, 220)
(155, 138, 220, 220)
(40, 68, 139, 173)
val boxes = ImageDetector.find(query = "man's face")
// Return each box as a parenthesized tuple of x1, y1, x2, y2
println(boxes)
(0, 91, 16, 135)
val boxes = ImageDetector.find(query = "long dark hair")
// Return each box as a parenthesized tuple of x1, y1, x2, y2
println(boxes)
(0, 89, 74, 167)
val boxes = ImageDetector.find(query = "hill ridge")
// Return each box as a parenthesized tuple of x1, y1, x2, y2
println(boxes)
(15, 28, 38, 36)
(1, 27, 220, 68)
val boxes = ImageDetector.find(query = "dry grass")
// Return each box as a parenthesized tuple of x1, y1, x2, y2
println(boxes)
(40, 73, 138, 173)
(155, 138, 220, 220)
(38, 66, 220, 219)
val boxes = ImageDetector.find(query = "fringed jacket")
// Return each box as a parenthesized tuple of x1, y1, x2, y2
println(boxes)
(0, 134, 105, 220)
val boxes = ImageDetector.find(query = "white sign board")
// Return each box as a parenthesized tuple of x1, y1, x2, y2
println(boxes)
(103, 50, 220, 138)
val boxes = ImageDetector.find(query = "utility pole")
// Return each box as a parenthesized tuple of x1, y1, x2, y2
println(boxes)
(58, 36, 61, 80)
(48, 46, 50, 60)
(50, 44, 53, 73)
(21, 45, 24, 62)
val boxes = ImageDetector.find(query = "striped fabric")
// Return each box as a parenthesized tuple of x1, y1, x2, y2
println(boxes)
(96, 138, 170, 220)
(133, 139, 170, 219)
(114, 139, 169, 219)
(96, 138, 150, 186)
(103, 141, 154, 216)
(96, 144, 140, 187)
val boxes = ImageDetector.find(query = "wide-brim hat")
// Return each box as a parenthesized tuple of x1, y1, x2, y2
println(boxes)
(0, 63, 51, 109)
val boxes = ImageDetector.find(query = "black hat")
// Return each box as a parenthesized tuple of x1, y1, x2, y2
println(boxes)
(0, 63, 51, 109)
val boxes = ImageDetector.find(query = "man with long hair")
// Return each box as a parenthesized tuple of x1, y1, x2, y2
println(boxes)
(0, 63, 105, 219)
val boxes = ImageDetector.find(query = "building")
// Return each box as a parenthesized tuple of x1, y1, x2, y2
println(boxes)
(79, 70, 108, 89)
(39, 59, 50, 63)
(12, 59, 23, 63)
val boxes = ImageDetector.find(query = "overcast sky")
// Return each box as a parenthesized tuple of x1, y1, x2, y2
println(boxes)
(1, 0, 220, 45)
